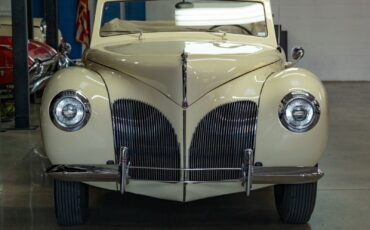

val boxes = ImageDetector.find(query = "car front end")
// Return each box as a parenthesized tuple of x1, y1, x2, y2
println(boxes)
(42, 36, 328, 202)
(40, 0, 329, 225)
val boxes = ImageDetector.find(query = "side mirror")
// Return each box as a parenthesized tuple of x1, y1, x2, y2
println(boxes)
(285, 46, 305, 68)
(292, 47, 304, 61)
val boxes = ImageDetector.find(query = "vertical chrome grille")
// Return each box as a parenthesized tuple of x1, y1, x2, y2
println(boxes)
(112, 99, 181, 181)
(189, 101, 258, 181)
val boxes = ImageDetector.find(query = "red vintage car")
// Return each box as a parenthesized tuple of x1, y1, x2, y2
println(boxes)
(0, 36, 65, 93)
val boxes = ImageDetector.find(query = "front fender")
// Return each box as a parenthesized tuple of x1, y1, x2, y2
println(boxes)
(255, 68, 329, 166)
(40, 67, 115, 165)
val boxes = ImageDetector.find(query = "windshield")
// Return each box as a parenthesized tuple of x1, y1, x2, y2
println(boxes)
(100, 0, 267, 37)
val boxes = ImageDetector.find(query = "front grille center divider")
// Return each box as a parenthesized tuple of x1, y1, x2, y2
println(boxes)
(181, 51, 188, 201)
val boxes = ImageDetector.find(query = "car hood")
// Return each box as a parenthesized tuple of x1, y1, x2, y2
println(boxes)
(87, 40, 280, 106)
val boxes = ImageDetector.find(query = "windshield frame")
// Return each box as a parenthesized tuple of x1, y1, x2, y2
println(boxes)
(91, 0, 277, 48)
(100, 0, 269, 38)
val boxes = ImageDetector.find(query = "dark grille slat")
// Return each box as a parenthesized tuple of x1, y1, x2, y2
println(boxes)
(189, 101, 258, 181)
(112, 99, 180, 181)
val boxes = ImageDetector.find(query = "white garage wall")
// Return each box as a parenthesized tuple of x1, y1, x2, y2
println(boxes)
(146, 1, 174, 20)
(271, 0, 370, 81)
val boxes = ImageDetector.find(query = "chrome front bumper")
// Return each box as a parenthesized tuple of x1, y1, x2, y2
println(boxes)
(47, 165, 323, 184)
(47, 149, 324, 196)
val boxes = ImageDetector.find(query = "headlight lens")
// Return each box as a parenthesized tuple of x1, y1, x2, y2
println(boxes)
(50, 90, 90, 132)
(279, 91, 320, 133)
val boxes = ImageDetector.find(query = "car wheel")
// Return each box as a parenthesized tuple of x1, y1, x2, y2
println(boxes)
(274, 182, 317, 224)
(54, 180, 89, 226)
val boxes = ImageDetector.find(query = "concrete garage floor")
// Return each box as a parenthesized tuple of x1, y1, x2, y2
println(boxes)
(0, 82, 369, 230)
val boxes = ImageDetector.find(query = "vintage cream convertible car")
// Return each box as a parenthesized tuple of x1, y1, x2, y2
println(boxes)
(42, 0, 328, 226)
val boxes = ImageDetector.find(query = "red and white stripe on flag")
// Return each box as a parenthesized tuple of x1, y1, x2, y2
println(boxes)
(76, 0, 90, 48)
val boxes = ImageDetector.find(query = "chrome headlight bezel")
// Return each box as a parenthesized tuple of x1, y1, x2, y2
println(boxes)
(49, 90, 91, 132)
(278, 91, 320, 133)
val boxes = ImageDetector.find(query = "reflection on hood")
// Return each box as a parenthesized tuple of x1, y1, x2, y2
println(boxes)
(87, 40, 280, 106)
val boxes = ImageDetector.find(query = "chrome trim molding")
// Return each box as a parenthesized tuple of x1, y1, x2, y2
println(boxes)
(182, 109, 187, 202)
(29, 54, 59, 93)
(30, 74, 53, 94)
(29, 50, 71, 93)
(181, 51, 188, 108)
(119, 146, 129, 194)
(242, 149, 254, 196)
(47, 165, 324, 185)
(252, 166, 324, 184)
(47, 165, 119, 182)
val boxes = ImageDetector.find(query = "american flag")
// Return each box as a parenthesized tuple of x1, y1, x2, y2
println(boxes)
(76, 0, 90, 48)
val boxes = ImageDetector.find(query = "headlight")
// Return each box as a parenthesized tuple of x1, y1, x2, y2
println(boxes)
(279, 91, 320, 133)
(50, 90, 90, 132)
